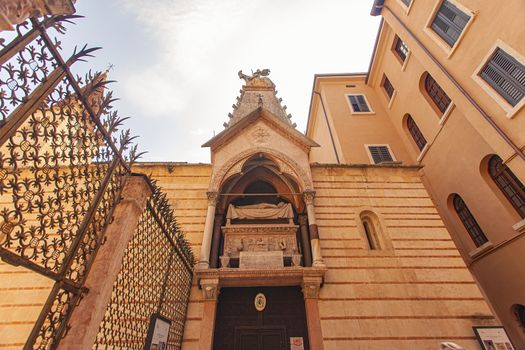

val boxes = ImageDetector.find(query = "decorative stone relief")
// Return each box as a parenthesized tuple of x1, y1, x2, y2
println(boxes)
(222, 224, 299, 260)
(210, 147, 313, 192)
(0, 0, 76, 30)
(200, 278, 220, 300)
(303, 190, 316, 206)
(252, 126, 270, 144)
(206, 191, 218, 206)
(302, 278, 322, 299)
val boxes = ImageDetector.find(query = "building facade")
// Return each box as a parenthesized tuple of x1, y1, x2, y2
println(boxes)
(1, 1, 523, 349)
(308, 0, 525, 347)
(134, 66, 503, 349)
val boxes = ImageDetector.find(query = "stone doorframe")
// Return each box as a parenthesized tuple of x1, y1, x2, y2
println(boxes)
(195, 267, 327, 350)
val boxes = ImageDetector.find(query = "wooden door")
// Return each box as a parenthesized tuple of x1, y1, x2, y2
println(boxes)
(213, 286, 309, 350)
(235, 326, 286, 350)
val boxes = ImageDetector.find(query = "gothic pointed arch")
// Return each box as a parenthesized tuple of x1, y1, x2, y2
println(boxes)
(209, 147, 313, 193)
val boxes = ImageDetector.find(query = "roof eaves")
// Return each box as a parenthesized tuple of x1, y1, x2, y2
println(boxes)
(370, 0, 385, 16)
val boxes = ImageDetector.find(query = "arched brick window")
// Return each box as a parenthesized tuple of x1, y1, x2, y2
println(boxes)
(406, 115, 427, 151)
(452, 194, 488, 247)
(362, 216, 379, 250)
(424, 74, 451, 114)
(489, 155, 525, 218)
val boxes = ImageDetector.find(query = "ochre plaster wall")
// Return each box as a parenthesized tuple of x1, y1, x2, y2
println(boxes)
(308, 76, 412, 165)
(311, 164, 496, 350)
(137, 162, 496, 350)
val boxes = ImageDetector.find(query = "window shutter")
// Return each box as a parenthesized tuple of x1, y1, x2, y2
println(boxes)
(453, 194, 488, 247)
(481, 48, 525, 106)
(394, 37, 409, 62)
(407, 115, 427, 151)
(368, 146, 394, 164)
(348, 95, 370, 112)
(382, 76, 395, 98)
(431, 0, 470, 46)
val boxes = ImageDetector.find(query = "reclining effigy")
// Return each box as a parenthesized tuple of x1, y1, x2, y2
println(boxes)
(220, 202, 301, 268)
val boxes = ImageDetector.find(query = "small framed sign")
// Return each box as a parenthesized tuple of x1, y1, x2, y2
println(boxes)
(144, 314, 171, 350)
(473, 326, 515, 350)
(290, 337, 304, 350)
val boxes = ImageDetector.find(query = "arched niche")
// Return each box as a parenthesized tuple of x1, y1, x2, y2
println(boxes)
(356, 208, 393, 251)
(217, 154, 303, 215)
(209, 147, 313, 194)
(208, 154, 312, 268)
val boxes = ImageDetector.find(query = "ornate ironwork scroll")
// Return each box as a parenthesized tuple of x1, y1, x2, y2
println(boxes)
(94, 183, 194, 350)
(0, 16, 143, 349)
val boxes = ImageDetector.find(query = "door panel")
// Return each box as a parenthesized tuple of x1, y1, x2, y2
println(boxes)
(261, 332, 283, 350)
(214, 287, 309, 350)
(239, 333, 258, 350)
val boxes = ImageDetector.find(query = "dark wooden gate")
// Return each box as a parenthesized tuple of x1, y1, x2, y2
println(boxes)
(213, 286, 309, 350)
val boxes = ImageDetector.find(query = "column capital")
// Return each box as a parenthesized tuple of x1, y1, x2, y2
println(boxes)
(206, 191, 219, 206)
(200, 278, 220, 301)
(301, 277, 322, 299)
(303, 190, 316, 205)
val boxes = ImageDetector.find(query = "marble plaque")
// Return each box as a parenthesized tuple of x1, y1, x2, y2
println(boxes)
(239, 251, 284, 269)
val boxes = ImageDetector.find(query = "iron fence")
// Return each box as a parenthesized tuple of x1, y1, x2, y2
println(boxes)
(94, 184, 194, 349)
(0, 15, 194, 349)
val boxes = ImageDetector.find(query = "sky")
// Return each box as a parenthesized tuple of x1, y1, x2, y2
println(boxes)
(54, 0, 381, 162)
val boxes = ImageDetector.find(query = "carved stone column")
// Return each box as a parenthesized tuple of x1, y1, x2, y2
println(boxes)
(303, 190, 325, 267)
(302, 277, 324, 350)
(209, 214, 223, 268)
(196, 192, 218, 269)
(199, 278, 220, 350)
(299, 215, 313, 267)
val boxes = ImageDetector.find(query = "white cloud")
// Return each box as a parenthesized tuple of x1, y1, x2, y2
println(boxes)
(96, 0, 381, 162)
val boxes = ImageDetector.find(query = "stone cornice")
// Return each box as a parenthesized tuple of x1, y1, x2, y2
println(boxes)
(195, 266, 327, 289)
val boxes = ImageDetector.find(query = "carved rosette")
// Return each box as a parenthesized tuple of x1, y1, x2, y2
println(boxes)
(200, 278, 220, 301)
(207, 191, 218, 206)
(252, 126, 270, 144)
(303, 190, 316, 206)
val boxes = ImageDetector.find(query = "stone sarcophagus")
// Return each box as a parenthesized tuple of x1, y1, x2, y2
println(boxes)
(221, 202, 301, 268)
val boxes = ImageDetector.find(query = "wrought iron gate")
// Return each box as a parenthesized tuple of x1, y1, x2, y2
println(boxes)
(94, 184, 194, 349)
(0, 15, 194, 349)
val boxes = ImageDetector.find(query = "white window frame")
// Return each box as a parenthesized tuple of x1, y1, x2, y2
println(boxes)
(365, 144, 397, 164)
(345, 94, 375, 115)
(424, 0, 477, 59)
(392, 35, 411, 72)
(472, 39, 525, 119)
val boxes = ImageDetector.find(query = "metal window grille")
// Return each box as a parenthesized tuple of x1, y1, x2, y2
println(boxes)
(382, 76, 395, 99)
(406, 115, 427, 151)
(348, 95, 370, 113)
(431, 0, 470, 46)
(489, 155, 525, 218)
(368, 146, 394, 164)
(394, 36, 409, 62)
(453, 194, 488, 247)
(481, 48, 525, 106)
(425, 74, 451, 113)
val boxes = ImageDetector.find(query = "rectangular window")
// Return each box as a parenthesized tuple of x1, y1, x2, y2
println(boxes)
(367, 145, 394, 164)
(347, 94, 371, 113)
(382, 75, 395, 99)
(431, 0, 470, 46)
(480, 48, 525, 107)
(393, 36, 409, 62)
